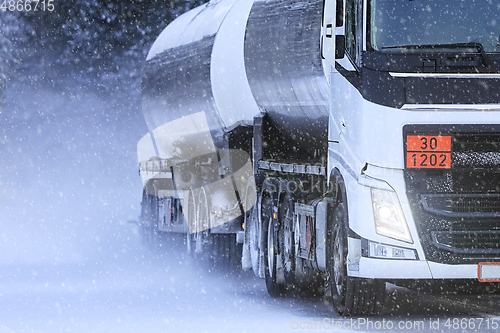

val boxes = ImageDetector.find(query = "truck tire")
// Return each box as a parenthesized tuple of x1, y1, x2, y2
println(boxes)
(140, 191, 160, 249)
(243, 182, 261, 276)
(263, 195, 285, 297)
(249, 210, 263, 277)
(279, 193, 295, 284)
(329, 202, 385, 316)
(190, 188, 214, 265)
(213, 233, 242, 271)
(186, 189, 196, 256)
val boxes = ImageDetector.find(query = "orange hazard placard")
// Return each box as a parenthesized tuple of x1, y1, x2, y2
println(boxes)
(407, 135, 451, 152)
(406, 135, 452, 169)
(406, 152, 451, 169)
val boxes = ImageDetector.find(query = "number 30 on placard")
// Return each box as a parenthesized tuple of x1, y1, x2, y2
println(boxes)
(406, 135, 452, 169)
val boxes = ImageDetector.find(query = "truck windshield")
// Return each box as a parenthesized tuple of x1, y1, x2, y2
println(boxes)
(370, 0, 500, 53)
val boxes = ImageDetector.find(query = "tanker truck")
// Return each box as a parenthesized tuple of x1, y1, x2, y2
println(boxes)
(137, 0, 500, 316)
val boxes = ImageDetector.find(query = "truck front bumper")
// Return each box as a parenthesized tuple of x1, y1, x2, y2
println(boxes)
(352, 257, 495, 280)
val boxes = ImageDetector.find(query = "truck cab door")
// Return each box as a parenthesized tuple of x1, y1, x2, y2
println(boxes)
(325, 0, 347, 148)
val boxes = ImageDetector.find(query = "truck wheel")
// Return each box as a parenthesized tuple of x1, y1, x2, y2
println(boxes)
(213, 233, 242, 271)
(139, 191, 149, 244)
(186, 189, 196, 256)
(279, 194, 295, 284)
(193, 188, 214, 264)
(242, 183, 257, 271)
(329, 202, 385, 316)
(249, 210, 262, 277)
(246, 187, 262, 277)
(263, 196, 285, 297)
(140, 191, 160, 248)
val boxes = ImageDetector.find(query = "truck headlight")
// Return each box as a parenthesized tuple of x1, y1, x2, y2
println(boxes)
(371, 188, 412, 243)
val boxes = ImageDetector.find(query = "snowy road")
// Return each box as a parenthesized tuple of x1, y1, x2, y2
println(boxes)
(0, 234, 330, 333)
(1, 79, 499, 332)
(0, 234, 500, 333)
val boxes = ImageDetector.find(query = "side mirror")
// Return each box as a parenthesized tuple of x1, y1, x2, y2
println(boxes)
(335, 35, 345, 59)
(322, 0, 344, 64)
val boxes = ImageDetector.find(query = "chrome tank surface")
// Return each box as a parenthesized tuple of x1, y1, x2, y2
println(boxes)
(141, 0, 329, 158)
(142, 0, 239, 159)
(244, 0, 329, 151)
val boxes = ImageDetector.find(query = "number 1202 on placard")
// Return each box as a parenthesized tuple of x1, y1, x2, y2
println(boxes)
(406, 135, 452, 169)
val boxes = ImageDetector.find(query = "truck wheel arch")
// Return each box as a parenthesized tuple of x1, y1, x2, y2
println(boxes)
(328, 168, 349, 232)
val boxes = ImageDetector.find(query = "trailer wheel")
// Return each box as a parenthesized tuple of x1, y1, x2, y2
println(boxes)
(193, 188, 214, 264)
(329, 202, 385, 316)
(186, 189, 196, 256)
(242, 184, 252, 270)
(279, 194, 295, 284)
(263, 196, 285, 297)
(213, 233, 242, 271)
(140, 191, 160, 248)
(244, 184, 261, 276)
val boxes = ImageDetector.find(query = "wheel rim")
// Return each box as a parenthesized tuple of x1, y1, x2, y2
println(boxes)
(249, 214, 258, 252)
(187, 190, 195, 254)
(282, 204, 293, 276)
(333, 226, 344, 296)
(267, 217, 274, 277)
(247, 189, 259, 265)
(249, 209, 259, 267)
(196, 189, 210, 255)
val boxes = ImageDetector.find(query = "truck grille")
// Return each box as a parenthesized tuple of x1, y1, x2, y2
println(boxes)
(453, 133, 500, 154)
(451, 196, 500, 214)
(422, 194, 500, 216)
(404, 124, 500, 264)
(432, 230, 500, 254)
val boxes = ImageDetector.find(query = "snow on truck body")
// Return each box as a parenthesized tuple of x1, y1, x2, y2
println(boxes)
(138, 0, 500, 315)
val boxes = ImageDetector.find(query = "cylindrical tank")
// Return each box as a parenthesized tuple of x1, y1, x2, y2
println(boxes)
(141, 0, 329, 160)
